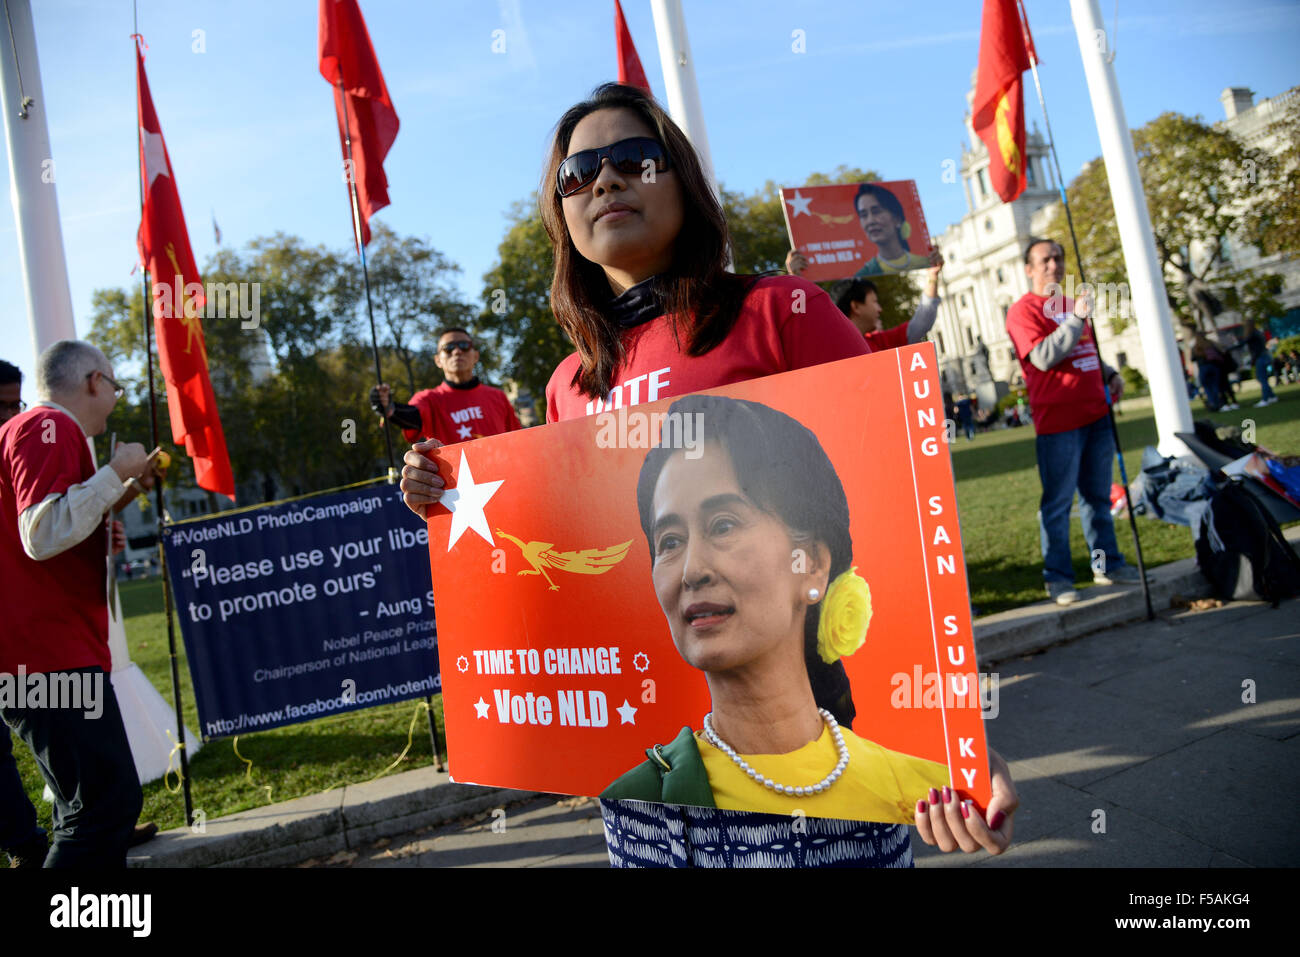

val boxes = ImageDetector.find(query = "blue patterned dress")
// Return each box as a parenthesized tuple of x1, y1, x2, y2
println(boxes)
(600, 799, 913, 868)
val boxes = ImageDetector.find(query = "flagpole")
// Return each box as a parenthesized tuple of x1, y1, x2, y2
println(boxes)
(1015, 0, 1153, 620)
(335, 79, 397, 484)
(334, 79, 442, 771)
(132, 16, 195, 822)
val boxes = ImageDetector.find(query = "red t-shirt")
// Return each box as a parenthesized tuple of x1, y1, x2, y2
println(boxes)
(1005, 291, 1109, 435)
(546, 276, 870, 422)
(863, 323, 909, 352)
(0, 407, 111, 674)
(404, 382, 524, 444)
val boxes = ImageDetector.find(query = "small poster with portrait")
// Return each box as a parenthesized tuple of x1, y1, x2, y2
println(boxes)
(423, 344, 990, 824)
(781, 179, 934, 282)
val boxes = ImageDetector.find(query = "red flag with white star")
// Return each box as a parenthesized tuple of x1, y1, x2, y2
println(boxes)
(135, 36, 235, 499)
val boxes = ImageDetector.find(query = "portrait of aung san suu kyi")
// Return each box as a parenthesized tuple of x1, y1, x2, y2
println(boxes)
(601, 393, 950, 823)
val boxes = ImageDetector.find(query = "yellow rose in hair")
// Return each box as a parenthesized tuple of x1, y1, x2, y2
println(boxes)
(816, 567, 872, 664)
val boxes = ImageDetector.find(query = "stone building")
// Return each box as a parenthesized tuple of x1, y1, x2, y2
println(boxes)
(927, 79, 1299, 402)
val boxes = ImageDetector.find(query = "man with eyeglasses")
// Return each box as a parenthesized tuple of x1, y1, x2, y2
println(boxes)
(0, 341, 159, 867)
(371, 328, 522, 445)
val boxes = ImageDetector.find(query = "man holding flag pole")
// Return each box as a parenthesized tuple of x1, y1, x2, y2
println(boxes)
(976, 0, 1152, 610)
(318, 0, 445, 770)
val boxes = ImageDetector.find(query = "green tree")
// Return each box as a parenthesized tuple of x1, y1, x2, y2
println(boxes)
(475, 199, 563, 419)
(366, 222, 477, 395)
(1042, 111, 1286, 335)
(1255, 98, 1300, 256)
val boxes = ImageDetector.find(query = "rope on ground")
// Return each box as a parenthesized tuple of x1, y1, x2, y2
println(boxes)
(320, 698, 431, 794)
(232, 735, 274, 804)
(162, 728, 185, 794)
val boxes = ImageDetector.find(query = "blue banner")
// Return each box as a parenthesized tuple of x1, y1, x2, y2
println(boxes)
(162, 483, 439, 738)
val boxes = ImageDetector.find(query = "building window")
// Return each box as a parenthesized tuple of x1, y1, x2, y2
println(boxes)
(960, 293, 968, 308)
(1000, 302, 1010, 321)
(966, 326, 975, 347)
(977, 167, 989, 197)
(1117, 352, 1128, 369)
(984, 217, 994, 233)
(1026, 161, 1036, 186)
(936, 331, 945, 353)
(997, 266, 1006, 284)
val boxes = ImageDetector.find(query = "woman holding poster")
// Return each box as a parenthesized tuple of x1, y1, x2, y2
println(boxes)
(401, 82, 1017, 867)
(601, 394, 950, 825)
(853, 183, 932, 277)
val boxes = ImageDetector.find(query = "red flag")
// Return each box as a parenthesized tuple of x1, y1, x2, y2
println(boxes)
(614, 0, 650, 93)
(134, 38, 235, 500)
(972, 0, 1035, 203)
(318, 0, 399, 247)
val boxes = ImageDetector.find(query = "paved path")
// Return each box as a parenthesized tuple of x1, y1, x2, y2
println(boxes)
(129, 538, 1299, 868)
(287, 597, 1298, 869)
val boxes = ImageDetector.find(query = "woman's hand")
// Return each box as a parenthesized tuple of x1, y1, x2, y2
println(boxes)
(110, 519, 126, 555)
(914, 747, 1018, 855)
(400, 439, 447, 520)
(785, 249, 809, 276)
(924, 248, 944, 297)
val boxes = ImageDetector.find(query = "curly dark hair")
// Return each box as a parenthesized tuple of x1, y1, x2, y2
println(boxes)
(540, 83, 757, 401)
(635, 393, 857, 728)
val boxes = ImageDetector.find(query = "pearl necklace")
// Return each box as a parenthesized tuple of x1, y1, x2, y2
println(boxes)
(702, 708, 850, 797)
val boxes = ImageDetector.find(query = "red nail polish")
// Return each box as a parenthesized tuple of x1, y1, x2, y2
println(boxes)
(961, 800, 971, 819)
(916, 799, 927, 815)
(928, 788, 940, 804)
(942, 786, 952, 804)
(989, 810, 1006, 830)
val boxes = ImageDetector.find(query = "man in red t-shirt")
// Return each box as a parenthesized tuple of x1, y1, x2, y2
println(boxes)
(0, 341, 157, 867)
(1006, 239, 1139, 605)
(372, 328, 523, 444)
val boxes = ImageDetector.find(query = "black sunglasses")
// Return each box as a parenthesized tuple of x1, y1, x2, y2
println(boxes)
(440, 340, 474, 355)
(556, 136, 671, 198)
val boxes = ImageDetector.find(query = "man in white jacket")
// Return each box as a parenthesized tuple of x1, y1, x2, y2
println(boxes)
(0, 341, 156, 867)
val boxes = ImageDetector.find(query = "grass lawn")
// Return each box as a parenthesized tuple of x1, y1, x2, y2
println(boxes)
(953, 380, 1300, 613)
(9, 383, 1300, 836)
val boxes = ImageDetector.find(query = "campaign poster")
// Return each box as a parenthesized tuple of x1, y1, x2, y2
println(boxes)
(163, 483, 439, 738)
(781, 179, 933, 282)
(424, 345, 990, 824)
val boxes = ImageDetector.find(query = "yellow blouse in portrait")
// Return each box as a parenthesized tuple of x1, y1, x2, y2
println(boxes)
(696, 725, 950, 825)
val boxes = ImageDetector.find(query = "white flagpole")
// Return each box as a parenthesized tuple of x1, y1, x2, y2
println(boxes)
(1069, 0, 1193, 458)
(0, 0, 76, 357)
(649, 0, 720, 203)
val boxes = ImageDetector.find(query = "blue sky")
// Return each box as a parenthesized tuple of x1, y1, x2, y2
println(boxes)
(3, 0, 1298, 403)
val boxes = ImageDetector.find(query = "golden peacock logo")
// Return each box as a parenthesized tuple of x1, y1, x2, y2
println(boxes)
(495, 529, 632, 592)
(995, 91, 1021, 176)
(164, 243, 208, 359)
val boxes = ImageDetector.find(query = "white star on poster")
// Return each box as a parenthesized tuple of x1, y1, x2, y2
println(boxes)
(474, 697, 490, 719)
(616, 699, 637, 724)
(140, 127, 169, 189)
(457, 424, 472, 439)
(785, 190, 812, 217)
(441, 451, 503, 550)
